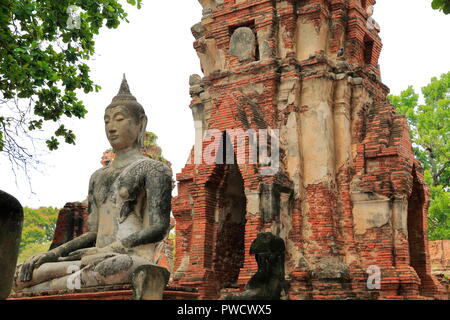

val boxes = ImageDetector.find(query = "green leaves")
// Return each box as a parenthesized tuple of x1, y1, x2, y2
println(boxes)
(428, 184, 450, 240)
(20, 207, 59, 251)
(127, 0, 143, 9)
(55, 124, 75, 144)
(432, 0, 450, 14)
(389, 72, 450, 187)
(142, 131, 171, 168)
(0, 130, 4, 152)
(144, 131, 158, 147)
(18, 241, 52, 264)
(28, 119, 43, 131)
(0, 0, 142, 161)
(46, 136, 59, 150)
(389, 72, 450, 240)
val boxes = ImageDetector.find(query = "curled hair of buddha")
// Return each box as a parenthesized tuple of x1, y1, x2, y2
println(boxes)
(106, 74, 148, 147)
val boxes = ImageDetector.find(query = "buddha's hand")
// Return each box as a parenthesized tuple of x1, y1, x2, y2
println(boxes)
(103, 241, 128, 254)
(59, 242, 128, 261)
(59, 247, 100, 261)
(19, 251, 59, 282)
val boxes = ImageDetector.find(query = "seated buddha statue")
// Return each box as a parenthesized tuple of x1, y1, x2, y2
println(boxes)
(13, 75, 173, 299)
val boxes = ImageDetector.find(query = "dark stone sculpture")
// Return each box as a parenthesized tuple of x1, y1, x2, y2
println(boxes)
(0, 190, 23, 299)
(131, 264, 170, 300)
(225, 232, 288, 300)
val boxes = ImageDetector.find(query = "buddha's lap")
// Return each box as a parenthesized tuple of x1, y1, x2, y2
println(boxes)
(15, 253, 152, 291)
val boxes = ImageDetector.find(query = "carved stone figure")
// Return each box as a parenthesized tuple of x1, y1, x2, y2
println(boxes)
(225, 232, 288, 300)
(0, 190, 23, 299)
(229, 27, 256, 62)
(13, 76, 172, 299)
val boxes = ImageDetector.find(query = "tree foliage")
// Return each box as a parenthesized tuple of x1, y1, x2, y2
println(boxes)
(0, 0, 142, 172)
(18, 240, 52, 264)
(388, 72, 450, 240)
(432, 0, 450, 14)
(20, 206, 59, 250)
(143, 131, 172, 168)
(427, 181, 450, 240)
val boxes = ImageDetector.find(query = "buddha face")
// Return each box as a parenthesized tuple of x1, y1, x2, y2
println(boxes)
(104, 105, 142, 151)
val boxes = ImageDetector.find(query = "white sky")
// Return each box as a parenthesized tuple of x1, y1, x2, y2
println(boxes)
(1, 1, 449, 209)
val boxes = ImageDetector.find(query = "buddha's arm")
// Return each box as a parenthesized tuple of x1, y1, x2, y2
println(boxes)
(54, 195, 99, 256)
(52, 232, 97, 257)
(121, 163, 172, 249)
(19, 227, 96, 282)
(18, 176, 100, 282)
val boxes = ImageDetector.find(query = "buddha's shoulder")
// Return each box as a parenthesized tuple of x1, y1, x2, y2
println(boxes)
(89, 166, 109, 182)
(126, 158, 172, 177)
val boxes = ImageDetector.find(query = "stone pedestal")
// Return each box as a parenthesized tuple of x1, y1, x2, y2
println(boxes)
(131, 265, 170, 300)
(8, 285, 199, 300)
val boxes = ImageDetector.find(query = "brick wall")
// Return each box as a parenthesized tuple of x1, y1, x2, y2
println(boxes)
(171, 0, 445, 300)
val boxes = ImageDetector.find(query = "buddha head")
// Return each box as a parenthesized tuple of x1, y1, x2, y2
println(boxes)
(104, 75, 148, 151)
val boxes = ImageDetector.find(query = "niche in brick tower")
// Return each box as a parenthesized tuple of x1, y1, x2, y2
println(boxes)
(210, 134, 247, 288)
(229, 21, 259, 62)
(363, 36, 375, 65)
(407, 166, 428, 293)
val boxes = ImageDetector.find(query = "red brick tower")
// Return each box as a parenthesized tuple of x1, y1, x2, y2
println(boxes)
(171, 0, 444, 299)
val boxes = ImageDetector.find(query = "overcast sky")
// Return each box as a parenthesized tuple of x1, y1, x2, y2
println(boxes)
(1, 1, 449, 209)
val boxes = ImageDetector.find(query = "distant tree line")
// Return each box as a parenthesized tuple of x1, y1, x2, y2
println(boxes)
(18, 207, 59, 263)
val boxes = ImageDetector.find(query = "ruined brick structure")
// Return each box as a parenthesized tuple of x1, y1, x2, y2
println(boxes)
(171, 0, 445, 299)
(430, 240, 450, 276)
(429, 240, 450, 299)
(49, 202, 89, 250)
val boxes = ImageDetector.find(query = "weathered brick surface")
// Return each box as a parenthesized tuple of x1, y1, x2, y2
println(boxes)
(50, 202, 88, 250)
(172, 0, 445, 300)
(430, 240, 450, 272)
(429, 240, 450, 299)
